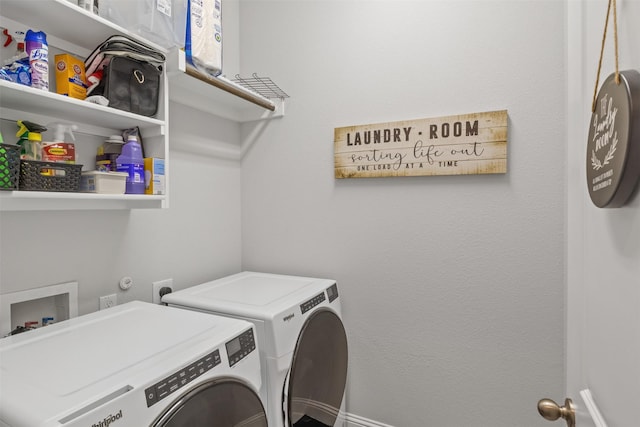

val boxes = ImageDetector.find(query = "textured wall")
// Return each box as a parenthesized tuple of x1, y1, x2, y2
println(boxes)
(0, 2, 245, 315)
(0, 108, 243, 316)
(239, 1, 566, 426)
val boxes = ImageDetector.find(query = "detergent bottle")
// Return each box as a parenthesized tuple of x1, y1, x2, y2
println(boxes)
(116, 133, 145, 194)
(16, 120, 47, 160)
(96, 135, 124, 172)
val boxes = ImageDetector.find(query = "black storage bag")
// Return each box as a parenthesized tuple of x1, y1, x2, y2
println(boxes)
(84, 35, 165, 117)
(102, 56, 161, 117)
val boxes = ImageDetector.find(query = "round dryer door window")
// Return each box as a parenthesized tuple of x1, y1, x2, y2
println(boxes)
(154, 378, 267, 427)
(287, 309, 348, 427)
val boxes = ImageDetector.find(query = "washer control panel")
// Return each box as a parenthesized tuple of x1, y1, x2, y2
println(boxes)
(145, 349, 221, 407)
(300, 292, 326, 314)
(326, 283, 339, 303)
(226, 328, 256, 367)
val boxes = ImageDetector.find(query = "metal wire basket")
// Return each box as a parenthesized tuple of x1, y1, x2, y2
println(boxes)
(232, 74, 290, 100)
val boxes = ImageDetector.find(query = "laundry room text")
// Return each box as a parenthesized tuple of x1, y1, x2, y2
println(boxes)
(334, 110, 508, 178)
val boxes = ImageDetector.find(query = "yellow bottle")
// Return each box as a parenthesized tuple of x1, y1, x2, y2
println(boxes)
(16, 120, 45, 161)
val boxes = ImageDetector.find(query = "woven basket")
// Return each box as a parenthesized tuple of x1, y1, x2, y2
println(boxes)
(19, 160, 83, 192)
(0, 144, 21, 190)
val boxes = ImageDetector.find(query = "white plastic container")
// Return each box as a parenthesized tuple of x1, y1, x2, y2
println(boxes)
(99, 0, 187, 48)
(80, 171, 128, 194)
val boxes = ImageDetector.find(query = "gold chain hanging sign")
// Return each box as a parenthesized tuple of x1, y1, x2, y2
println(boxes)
(586, 0, 640, 208)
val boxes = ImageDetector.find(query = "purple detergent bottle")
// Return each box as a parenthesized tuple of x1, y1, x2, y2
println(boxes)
(116, 134, 145, 194)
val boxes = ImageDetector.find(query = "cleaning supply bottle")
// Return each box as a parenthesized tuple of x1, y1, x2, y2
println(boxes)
(42, 123, 77, 164)
(42, 123, 78, 176)
(116, 133, 145, 194)
(3, 30, 28, 64)
(16, 120, 47, 160)
(0, 30, 30, 86)
(25, 29, 49, 91)
(96, 135, 124, 171)
(5, 30, 27, 65)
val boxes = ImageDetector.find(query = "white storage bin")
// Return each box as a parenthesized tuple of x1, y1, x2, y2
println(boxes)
(99, 0, 187, 48)
(80, 171, 128, 194)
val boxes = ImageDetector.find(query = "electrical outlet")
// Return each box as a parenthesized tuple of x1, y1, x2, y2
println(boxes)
(99, 294, 117, 310)
(152, 278, 174, 304)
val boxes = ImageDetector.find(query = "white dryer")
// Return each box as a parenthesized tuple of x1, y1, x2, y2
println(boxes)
(0, 301, 267, 427)
(163, 271, 348, 427)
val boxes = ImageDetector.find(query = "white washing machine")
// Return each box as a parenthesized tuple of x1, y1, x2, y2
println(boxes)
(163, 271, 348, 427)
(0, 301, 267, 427)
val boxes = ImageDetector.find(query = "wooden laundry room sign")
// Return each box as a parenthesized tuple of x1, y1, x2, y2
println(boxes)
(334, 110, 508, 178)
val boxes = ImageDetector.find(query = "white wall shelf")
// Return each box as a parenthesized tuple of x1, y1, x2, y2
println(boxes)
(0, 191, 165, 211)
(167, 49, 284, 122)
(0, 0, 283, 123)
(0, 0, 162, 56)
(0, 0, 170, 211)
(0, 80, 164, 133)
(0, 0, 284, 211)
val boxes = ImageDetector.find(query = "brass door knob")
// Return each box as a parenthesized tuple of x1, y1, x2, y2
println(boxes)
(537, 398, 575, 427)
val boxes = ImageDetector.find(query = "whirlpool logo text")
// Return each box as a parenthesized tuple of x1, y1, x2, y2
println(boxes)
(91, 410, 123, 427)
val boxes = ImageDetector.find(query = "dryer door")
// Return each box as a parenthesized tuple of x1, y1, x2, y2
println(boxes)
(286, 309, 348, 427)
(153, 378, 267, 427)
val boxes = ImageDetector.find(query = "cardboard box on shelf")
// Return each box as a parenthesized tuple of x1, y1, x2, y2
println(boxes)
(55, 54, 87, 99)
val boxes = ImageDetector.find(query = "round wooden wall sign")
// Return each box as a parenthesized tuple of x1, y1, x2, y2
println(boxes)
(587, 70, 640, 208)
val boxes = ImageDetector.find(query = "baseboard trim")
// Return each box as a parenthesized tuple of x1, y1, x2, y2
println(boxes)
(344, 413, 395, 427)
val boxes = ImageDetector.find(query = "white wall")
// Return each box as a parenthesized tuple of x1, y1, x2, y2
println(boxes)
(0, 1, 572, 426)
(0, 2, 244, 316)
(0, 113, 243, 316)
(239, 1, 566, 426)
